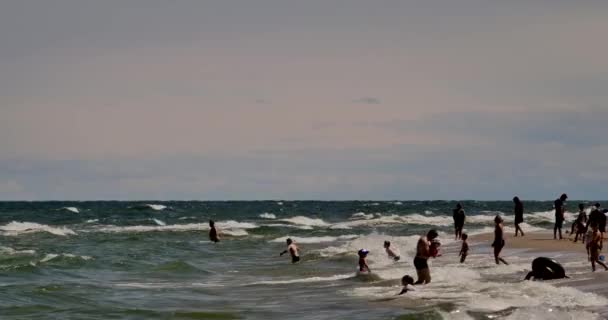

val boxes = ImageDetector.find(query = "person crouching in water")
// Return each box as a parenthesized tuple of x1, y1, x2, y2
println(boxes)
(209, 220, 220, 243)
(459, 233, 469, 263)
(397, 275, 415, 295)
(589, 223, 608, 272)
(358, 249, 371, 273)
(413, 229, 439, 285)
(492, 215, 509, 265)
(384, 241, 400, 261)
(280, 238, 300, 263)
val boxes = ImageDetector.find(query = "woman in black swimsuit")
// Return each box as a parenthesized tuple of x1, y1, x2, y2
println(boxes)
(492, 215, 509, 265)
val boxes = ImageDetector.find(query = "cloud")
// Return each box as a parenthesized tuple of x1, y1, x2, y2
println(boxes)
(353, 97, 381, 105)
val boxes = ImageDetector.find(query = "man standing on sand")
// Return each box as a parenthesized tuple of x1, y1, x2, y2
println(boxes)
(413, 229, 438, 285)
(554, 194, 567, 240)
(453, 203, 465, 240)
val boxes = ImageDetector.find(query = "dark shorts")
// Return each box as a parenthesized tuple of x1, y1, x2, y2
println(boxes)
(492, 239, 505, 248)
(515, 215, 523, 224)
(413, 257, 428, 270)
(292, 256, 300, 263)
(555, 219, 563, 228)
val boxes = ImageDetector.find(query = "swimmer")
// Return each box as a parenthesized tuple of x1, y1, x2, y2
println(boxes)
(280, 238, 300, 263)
(209, 220, 220, 243)
(358, 249, 371, 272)
(397, 275, 415, 295)
(459, 233, 469, 263)
(384, 241, 400, 261)
(524, 257, 568, 280)
(492, 215, 508, 265)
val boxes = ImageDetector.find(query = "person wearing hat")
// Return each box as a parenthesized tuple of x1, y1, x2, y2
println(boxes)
(554, 193, 568, 240)
(492, 215, 508, 265)
(357, 249, 371, 273)
(587, 203, 606, 250)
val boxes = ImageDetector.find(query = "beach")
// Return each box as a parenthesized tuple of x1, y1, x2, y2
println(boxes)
(1, 201, 607, 319)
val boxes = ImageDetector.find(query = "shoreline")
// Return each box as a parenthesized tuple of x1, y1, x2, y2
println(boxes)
(471, 229, 608, 309)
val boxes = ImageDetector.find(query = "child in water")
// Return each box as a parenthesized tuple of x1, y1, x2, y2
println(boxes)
(430, 239, 442, 257)
(358, 249, 371, 273)
(459, 233, 469, 263)
(589, 223, 608, 271)
(384, 241, 400, 261)
(397, 275, 415, 295)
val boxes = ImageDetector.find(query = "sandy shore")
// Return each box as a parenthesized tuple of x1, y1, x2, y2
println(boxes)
(470, 230, 590, 253)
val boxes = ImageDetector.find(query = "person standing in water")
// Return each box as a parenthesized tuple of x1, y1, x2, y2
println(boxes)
(413, 229, 439, 285)
(589, 223, 608, 272)
(492, 215, 509, 265)
(459, 233, 469, 263)
(383, 241, 400, 261)
(453, 203, 466, 240)
(209, 220, 220, 243)
(513, 196, 525, 237)
(280, 238, 300, 263)
(554, 193, 568, 240)
(587, 203, 606, 249)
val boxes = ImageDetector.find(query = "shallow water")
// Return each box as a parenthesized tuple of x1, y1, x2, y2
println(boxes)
(0, 201, 605, 319)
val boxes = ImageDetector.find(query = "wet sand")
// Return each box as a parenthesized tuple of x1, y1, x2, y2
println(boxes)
(470, 230, 590, 253)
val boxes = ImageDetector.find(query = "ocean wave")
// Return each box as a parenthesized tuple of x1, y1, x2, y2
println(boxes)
(259, 213, 277, 219)
(0, 246, 36, 255)
(40, 253, 92, 263)
(96, 220, 256, 236)
(350, 212, 376, 220)
(57, 207, 80, 213)
(280, 216, 330, 227)
(129, 204, 168, 211)
(252, 273, 355, 285)
(0, 221, 76, 236)
(152, 218, 166, 226)
(269, 235, 360, 244)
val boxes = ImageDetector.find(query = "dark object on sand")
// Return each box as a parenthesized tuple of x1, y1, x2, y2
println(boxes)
(525, 257, 567, 280)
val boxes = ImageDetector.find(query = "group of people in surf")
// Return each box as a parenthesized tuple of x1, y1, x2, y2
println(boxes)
(208, 193, 607, 294)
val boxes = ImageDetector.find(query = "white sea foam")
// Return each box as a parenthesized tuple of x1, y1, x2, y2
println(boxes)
(129, 204, 168, 211)
(259, 213, 277, 219)
(0, 221, 76, 236)
(350, 212, 375, 220)
(269, 235, 359, 244)
(253, 273, 354, 285)
(97, 220, 256, 236)
(280, 216, 330, 227)
(57, 207, 80, 213)
(263, 223, 313, 230)
(86, 219, 99, 223)
(152, 218, 166, 226)
(0, 246, 36, 255)
(40, 253, 92, 263)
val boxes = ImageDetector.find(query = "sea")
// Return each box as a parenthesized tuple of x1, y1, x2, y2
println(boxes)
(0, 201, 606, 320)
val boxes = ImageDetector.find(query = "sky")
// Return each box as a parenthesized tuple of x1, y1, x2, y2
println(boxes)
(1, 0, 607, 200)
